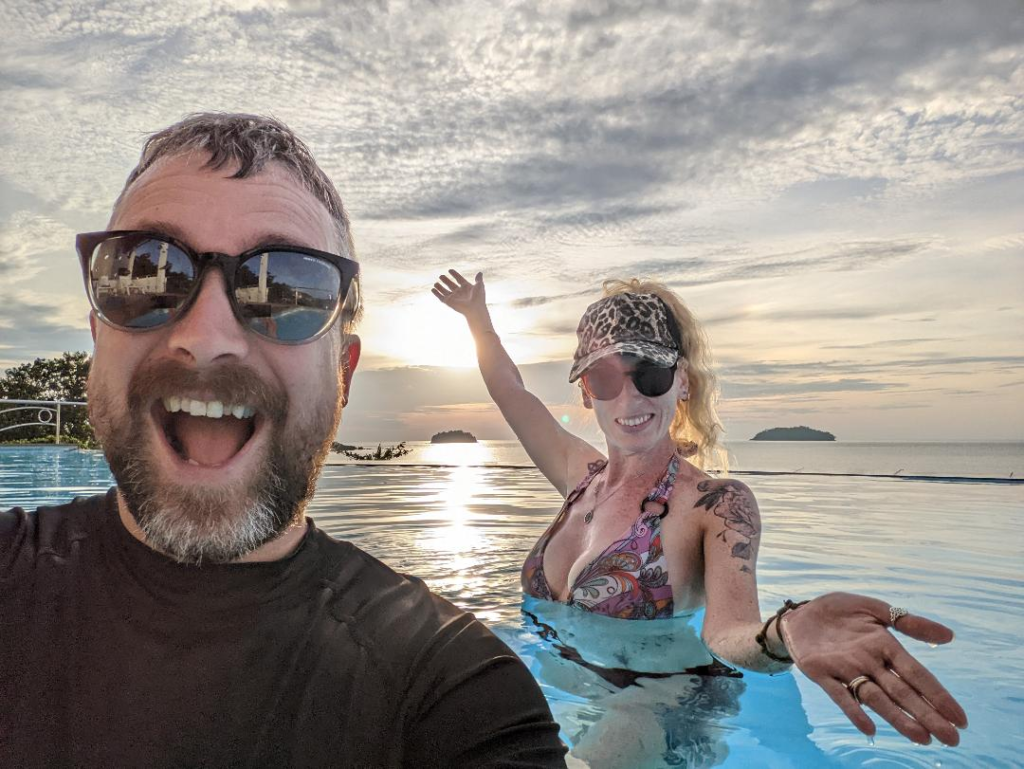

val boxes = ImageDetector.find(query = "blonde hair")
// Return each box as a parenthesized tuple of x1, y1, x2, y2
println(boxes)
(601, 278, 726, 472)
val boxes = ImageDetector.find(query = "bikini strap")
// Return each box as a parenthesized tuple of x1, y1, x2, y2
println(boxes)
(565, 458, 608, 507)
(642, 451, 682, 519)
(540, 459, 606, 547)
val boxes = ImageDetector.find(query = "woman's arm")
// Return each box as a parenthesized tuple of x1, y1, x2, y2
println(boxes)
(696, 479, 967, 746)
(432, 269, 603, 495)
(695, 479, 787, 671)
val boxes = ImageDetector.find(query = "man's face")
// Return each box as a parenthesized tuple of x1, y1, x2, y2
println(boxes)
(87, 153, 359, 563)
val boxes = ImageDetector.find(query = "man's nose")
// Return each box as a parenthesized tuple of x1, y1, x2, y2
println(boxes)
(165, 269, 251, 367)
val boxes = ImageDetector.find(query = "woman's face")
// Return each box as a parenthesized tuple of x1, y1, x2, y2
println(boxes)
(582, 354, 688, 455)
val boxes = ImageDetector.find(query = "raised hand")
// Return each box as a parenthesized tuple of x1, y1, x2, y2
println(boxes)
(781, 592, 968, 746)
(432, 269, 487, 321)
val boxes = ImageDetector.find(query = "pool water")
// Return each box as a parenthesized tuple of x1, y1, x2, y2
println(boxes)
(2, 446, 1022, 767)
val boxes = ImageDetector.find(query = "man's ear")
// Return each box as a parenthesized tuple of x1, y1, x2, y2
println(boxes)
(341, 335, 361, 407)
(581, 387, 594, 409)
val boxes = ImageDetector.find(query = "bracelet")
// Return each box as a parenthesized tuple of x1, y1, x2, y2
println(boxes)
(755, 599, 809, 663)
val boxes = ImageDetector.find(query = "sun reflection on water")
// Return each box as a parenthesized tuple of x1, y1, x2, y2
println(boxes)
(414, 443, 505, 622)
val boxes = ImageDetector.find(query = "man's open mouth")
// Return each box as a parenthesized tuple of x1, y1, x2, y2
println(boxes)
(153, 396, 261, 468)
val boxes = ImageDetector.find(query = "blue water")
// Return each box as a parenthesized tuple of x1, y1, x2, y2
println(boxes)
(2, 444, 1022, 767)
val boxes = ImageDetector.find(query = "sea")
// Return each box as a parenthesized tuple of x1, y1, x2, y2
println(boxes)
(325, 439, 1024, 481)
(2, 440, 1022, 768)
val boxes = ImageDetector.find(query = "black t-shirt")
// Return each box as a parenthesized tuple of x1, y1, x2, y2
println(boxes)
(0, 489, 566, 768)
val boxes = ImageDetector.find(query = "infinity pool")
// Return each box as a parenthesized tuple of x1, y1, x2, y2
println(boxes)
(2, 446, 1021, 767)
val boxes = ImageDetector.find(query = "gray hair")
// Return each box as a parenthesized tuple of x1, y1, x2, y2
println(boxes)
(113, 112, 362, 331)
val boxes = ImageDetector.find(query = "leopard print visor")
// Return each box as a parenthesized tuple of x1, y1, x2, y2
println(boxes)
(569, 293, 681, 382)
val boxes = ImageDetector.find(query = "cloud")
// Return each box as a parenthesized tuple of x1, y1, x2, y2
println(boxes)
(983, 232, 1024, 252)
(0, 212, 75, 284)
(507, 235, 936, 308)
(722, 377, 902, 398)
(667, 238, 934, 287)
(822, 338, 943, 350)
(5, 0, 1022, 228)
(720, 354, 1024, 378)
(0, 289, 92, 368)
(511, 287, 596, 309)
(2, 0, 1022, 441)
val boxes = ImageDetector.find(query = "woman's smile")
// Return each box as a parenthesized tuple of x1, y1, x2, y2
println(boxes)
(615, 413, 655, 428)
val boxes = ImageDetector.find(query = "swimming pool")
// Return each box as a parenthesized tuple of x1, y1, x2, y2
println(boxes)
(2, 446, 1021, 767)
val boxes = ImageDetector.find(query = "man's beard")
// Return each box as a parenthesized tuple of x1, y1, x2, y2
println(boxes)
(89, 358, 341, 564)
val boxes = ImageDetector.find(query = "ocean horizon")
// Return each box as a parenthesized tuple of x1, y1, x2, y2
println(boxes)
(326, 439, 1024, 481)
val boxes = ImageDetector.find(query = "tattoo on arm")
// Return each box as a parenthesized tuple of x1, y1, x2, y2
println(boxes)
(695, 481, 760, 568)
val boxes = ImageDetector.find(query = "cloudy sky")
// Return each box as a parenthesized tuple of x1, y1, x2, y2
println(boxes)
(2, 0, 1022, 444)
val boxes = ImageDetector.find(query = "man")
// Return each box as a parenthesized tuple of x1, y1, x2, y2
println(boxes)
(0, 113, 567, 767)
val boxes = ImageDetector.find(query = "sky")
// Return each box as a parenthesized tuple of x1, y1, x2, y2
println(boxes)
(1, 0, 1022, 444)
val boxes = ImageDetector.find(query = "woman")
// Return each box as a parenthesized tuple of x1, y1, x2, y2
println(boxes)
(432, 269, 967, 750)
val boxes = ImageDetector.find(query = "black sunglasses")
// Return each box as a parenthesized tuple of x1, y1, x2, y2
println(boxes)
(581, 357, 678, 401)
(76, 230, 359, 344)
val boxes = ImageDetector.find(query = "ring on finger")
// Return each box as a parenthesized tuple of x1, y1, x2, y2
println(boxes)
(846, 675, 872, 704)
(889, 606, 909, 627)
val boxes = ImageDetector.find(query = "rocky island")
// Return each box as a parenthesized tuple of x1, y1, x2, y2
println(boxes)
(430, 430, 478, 444)
(751, 426, 835, 441)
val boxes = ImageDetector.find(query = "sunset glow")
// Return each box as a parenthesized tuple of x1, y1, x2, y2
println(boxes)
(2, 1, 1021, 443)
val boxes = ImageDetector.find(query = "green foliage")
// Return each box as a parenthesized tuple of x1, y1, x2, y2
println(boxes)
(341, 442, 412, 461)
(0, 352, 97, 447)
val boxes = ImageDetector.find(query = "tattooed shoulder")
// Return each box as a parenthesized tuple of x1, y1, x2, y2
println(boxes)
(694, 479, 761, 566)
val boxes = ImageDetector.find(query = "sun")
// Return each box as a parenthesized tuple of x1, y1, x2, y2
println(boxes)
(372, 296, 483, 368)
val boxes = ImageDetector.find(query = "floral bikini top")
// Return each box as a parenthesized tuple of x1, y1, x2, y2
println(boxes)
(521, 452, 682, 620)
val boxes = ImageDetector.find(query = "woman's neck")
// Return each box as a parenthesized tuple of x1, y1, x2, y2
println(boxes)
(603, 436, 678, 487)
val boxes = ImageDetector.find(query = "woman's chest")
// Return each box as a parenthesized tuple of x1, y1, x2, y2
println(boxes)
(544, 494, 706, 608)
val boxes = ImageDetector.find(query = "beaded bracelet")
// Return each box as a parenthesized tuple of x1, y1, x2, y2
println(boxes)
(755, 598, 810, 663)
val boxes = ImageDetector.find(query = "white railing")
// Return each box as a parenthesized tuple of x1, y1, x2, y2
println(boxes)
(0, 399, 87, 444)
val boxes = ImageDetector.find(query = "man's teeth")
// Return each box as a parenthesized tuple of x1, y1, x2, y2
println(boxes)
(162, 396, 256, 419)
(617, 414, 653, 427)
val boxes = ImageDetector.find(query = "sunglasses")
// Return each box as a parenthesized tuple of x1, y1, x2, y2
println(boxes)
(76, 230, 358, 344)
(580, 357, 678, 401)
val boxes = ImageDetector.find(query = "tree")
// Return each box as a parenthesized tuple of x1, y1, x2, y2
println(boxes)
(0, 352, 96, 446)
(339, 442, 412, 461)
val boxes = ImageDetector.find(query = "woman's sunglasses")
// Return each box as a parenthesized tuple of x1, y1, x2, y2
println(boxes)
(580, 357, 678, 401)
(76, 230, 359, 344)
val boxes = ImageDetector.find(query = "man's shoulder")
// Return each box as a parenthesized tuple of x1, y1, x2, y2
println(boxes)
(311, 526, 467, 626)
(308, 526, 505, 660)
(1, 490, 112, 570)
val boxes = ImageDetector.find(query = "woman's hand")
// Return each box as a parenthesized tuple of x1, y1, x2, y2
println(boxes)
(781, 592, 968, 746)
(432, 269, 487, 322)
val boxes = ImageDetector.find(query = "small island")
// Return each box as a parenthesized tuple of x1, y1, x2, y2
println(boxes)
(430, 430, 478, 444)
(331, 442, 361, 452)
(751, 426, 835, 441)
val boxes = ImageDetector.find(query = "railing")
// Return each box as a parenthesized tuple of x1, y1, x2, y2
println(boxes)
(0, 399, 87, 445)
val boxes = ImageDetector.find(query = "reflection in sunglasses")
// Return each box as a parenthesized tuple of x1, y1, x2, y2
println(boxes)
(79, 230, 357, 344)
